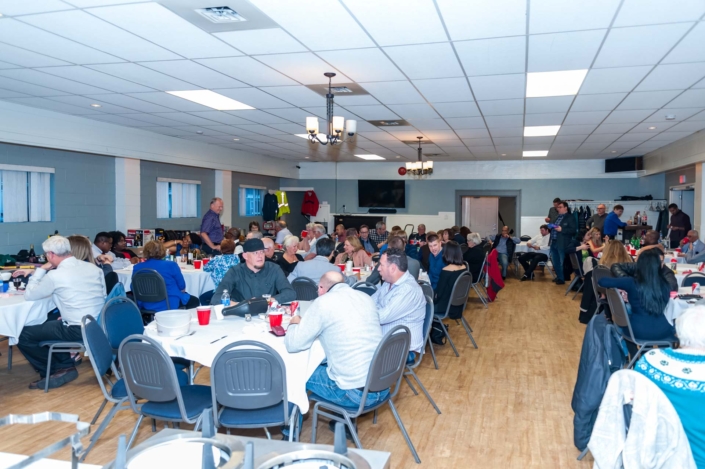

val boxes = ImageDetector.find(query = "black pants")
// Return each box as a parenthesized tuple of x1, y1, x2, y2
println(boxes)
(518, 252, 548, 276)
(201, 244, 220, 255)
(17, 320, 82, 378)
(183, 295, 201, 309)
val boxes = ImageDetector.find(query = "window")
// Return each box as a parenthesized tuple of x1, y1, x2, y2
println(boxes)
(239, 186, 264, 217)
(156, 178, 200, 219)
(0, 167, 52, 223)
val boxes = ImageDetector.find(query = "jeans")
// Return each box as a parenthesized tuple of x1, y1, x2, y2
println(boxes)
(518, 252, 548, 276)
(17, 320, 82, 378)
(497, 253, 509, 278)
(307, 364, 390, 409)
(550, 244, 566, 281)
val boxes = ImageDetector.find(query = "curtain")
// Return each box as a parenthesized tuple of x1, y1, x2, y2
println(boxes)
(182, 183, 197, 218)
(29, 172, 51, 222)
(1, 170, 28, 222)
(170, 182, 183, 218)
(156, 181, 169, 219)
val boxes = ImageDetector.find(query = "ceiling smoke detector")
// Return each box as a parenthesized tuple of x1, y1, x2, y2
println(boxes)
(665, 114, 676, 121)
(195, 6, 246, 23)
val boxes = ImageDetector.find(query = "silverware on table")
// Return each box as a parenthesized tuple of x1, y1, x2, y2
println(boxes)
(174, 331, 196, 341)
(210, 335, 227, 344)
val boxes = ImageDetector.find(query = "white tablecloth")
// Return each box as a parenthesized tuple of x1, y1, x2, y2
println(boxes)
(0, 293, 56, 345)
(672, 264, 702, 287)
(115, 264, 215, 298)
(664, 297, 705, 325)
(144, 305, 325, 414)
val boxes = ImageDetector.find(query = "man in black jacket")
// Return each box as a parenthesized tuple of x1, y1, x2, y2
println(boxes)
(550, 201, 577, 285)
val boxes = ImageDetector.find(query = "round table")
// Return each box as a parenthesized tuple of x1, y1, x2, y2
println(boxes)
(115, 264, 215, 298)
(672, 264, 702, 287)
(144, 303, 324, 414)
(0, 293, 56, 345)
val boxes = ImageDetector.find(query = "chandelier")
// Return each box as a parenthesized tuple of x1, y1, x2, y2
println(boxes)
(406, 137, 434, 177)
(305, 73, 357, 145)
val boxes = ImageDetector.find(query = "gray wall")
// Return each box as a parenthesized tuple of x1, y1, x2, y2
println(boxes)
(140, 160, 214, 231)
(665, 166, 696, 192)
(0, 143, 115, 254)
(231, 172, 281, 230)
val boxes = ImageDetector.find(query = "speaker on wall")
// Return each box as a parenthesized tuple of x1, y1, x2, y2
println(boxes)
(605, 156, 643, 173)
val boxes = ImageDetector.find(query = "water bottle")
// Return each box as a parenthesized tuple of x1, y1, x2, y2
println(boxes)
(221, 289, 230, 307)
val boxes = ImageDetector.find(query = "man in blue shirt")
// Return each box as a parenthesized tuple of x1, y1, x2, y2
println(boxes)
(427, 234, 445, 289)
(200, 197, 224, 255)
(681, 230, 705, 263)
(602, 204, 626, 239)
(490, 226, 521, 279)
(359, 225, 378, 254)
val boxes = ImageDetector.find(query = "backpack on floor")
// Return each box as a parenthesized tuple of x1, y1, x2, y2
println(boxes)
(430, 322, 448, 345)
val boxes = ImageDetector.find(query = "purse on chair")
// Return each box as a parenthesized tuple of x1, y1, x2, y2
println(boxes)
(222, 297, 268, 317)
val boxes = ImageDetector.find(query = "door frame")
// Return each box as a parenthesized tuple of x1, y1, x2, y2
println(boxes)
(455, 190, 522, 235)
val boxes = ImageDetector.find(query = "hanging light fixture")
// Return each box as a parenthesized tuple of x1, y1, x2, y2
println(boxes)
(305, 72, 357, 145)
(405, 137, 434, 177)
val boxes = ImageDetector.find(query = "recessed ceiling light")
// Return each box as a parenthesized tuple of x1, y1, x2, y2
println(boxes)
(611, 151, 617, 153)
(166, 90, 254, 111)
(90, 103, 101, 108)
(232, 138, 239, 141)
(524, 125, 561, 137)
(195, 6, 246, 23)
(648, 126, 657, 130)
(305, 156, 310, 159)
(523, 150, 549, 157)
(665, 115, 676, 121)
(355, 154, 385, 161)
(501, 153, 507, 156)
(526, 70, 588, 98)
(395, 155, 401, 158)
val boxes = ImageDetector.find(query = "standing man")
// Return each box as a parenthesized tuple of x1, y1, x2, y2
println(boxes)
(586, 204, 608, 233)
(549, 201, 577, 286)
(409, 224, 427, 244)
(274, 221, 292, 245)
(519, 225, 551, 281)
(427, 234, 445, 289)
(603, 205, 627, 239)
(359, 225, 378, 254)
(490, 226, 521, 280)
(200, 197, 224, 255)
(668, 203, 692, 249)
(369, 221, 389, 249)
(545, 198, 562, 223)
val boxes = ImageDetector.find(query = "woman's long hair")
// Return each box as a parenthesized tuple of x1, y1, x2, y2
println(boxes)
(634, 248, 670, 316)
(599, 240, 632, 267)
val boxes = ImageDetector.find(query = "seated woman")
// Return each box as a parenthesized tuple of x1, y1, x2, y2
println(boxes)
(68, 234, 113, 275)
(162, 232, 200, 256)
(298, 222, 315, 252)
(463, 232, 485, 282)
(335, 236, 373, 268)
(598, 248, 675, 342)
(109, 231, 140, 264)
(277, 235, 304, 276)
(248, 221, 260, 233)
(585, 228, 605, 256)
(203, 239, 239, 287)
(434, 241, 468, 319)
(440, 229, 451, 245)
(635, 306, 705, 469)
(599, 240, 633, 268)
(132, 241, 200, 311)
(223, 227, 243, 255)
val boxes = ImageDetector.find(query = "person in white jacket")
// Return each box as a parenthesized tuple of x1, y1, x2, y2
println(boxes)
(519, 225, 551, 281)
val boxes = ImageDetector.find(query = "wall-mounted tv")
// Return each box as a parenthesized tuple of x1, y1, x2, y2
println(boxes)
(358, 180, 406, 208)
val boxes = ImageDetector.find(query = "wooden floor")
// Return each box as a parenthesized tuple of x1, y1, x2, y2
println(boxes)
(0, 273, 593, 468)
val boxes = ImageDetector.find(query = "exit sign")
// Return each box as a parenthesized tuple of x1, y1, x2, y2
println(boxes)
(680, 175, 687, 184)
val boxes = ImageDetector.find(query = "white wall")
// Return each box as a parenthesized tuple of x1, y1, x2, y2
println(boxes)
(643, 131, 705, 175)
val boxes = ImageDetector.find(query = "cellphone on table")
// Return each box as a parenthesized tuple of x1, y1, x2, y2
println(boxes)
(270, 326, 286, 336)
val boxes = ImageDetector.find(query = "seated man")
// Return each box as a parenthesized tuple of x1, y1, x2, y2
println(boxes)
(92, 232, 130, 269)
(372, 248, 426, 359)
(635, 306, 705, 469)
(679, 230, 705, 263)
(464, 232, 486, 282)
(211, 238, 295, 305)
(519, 225, 550, 281)
(635, 229, 664, 259)
(274, 220, 292, 244)
(426, 234, 445, 289)
(359, 225, 379, 254)
(19, 236, 106, 390)
(490, 226, 521, 279)
(367, 236, 420, 284)
(262, 237, 279, 263)
(303, 224, 327, 261)
(288, 237, 340, 285)
(285, 271, 387, 413)
(409, 224, 427, 244)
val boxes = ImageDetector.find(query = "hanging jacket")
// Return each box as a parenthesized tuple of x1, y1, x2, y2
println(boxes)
(275, 191, 290, 218)
(485, 249, 504, 302)
(302, 190, 319, 216)
(571, 313, 626, 452)
(261, 193, 278, 222)
(578, 206, 587, 233)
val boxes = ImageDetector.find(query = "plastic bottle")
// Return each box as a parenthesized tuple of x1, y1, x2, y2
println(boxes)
(642, 213, 647, 226)
(640, 231, 646, 247)
(221, 289, 230, 307)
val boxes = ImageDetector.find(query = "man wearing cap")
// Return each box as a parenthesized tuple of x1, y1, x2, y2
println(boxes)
(210, 238, 295, 305)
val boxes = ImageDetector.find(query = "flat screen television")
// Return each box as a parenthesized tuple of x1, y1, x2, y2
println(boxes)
(358, 180, 406, 208)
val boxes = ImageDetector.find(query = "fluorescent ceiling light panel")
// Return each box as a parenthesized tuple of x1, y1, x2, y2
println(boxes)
(523, 150, 549, 157)
(165, 90, 254, 110)
(524, 125, 561, 137)
(526, 70, 588, 98)
(355, 154, 386, 160)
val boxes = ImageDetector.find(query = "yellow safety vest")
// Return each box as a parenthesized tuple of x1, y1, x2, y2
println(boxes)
(276, 191, 290, 218)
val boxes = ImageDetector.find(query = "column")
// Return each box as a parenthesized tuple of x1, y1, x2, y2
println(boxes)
(695, 162, 704, 234)
(115, 157, 141, 232)
(214, 170, 232, 227)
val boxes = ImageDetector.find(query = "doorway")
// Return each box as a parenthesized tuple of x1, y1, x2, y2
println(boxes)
(461, 197, 498, 239)
(670, 184, 694, 229)
(456, 190, 521, 237)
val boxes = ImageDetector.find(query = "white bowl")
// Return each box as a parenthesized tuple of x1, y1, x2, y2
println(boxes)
(0, 272, 11, 282)
(156, 322, 190, 337)
(155, 310, 191, 328)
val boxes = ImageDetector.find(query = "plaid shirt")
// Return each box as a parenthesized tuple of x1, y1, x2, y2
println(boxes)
(200, 209, 223, 244)
(369, 230, 389, 247)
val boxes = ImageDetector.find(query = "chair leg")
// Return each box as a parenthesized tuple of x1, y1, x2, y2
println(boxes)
(572, 281, 584, 300)
(404, 374, 419, 395)
(436, 320, 459, 357)
(461, 317, 478, 349)
(409, 369, 441, 415)
(311, 406, 319, 444)
(91, 399, 108, 425)
(473, 284, 488, 308)
(577, 448, 589, 460)
(565, 277, 579, 296)
(44, 346, 55, 393)
(263, 427, 272, 440)
(81, 402, 122, 461)
(426, 337, 438, 370)
(127, 414, 144, 450)
(388, 400, 421, 464)
(151, 419, 157, 432)
(627, 345, 648, 369)
(8, 345, 12, 371)
(344, 415, 363, 450)
(373, 409, 378, 424)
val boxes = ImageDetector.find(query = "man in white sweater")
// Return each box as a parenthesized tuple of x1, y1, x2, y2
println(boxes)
(285, 271, 388, 410)
(519, 224, 551, 281)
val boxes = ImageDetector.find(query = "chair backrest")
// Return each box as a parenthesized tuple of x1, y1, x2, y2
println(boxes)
(605, 288, 635, 340)
(101, 297, 144, 354)
(592, 265, 612, 297)
(131, 269, 171, 309)
(408, 294, 434, 369)
(363, 326, 410, 400)
(210, 341, 288, 422)
(460, 244, 469, 254)
(105, 271, 120, 297)
(418, 280, 433, 300)
(81, 315, 120, 402)
(472, 255, 488, 286)
(291, 277, 318, 301)
(118, 334, 180, 404)
(682, 272, 705, 287)
(440, 271, 473, 320)
(352, 281, 377, 296)
(569, 252, 583, 275)
(463, 261, 470, 271)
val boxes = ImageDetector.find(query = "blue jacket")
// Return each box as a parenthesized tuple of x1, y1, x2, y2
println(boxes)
(603, 212, 626, 237)
(428, 250, 446, 290)
(132, 259, 190, 311)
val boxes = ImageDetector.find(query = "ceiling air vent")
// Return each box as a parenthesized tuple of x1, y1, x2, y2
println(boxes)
(424, 153, 445, 157)
(195, 6, 247, 23)
(330, 86, 353, 93)
(401, 139, 433, 145)
(369, 120, 411, 127)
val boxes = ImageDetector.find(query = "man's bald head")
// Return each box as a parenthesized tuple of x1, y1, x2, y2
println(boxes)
(318, 271, 345, 296)
(262, 237, 275, 259)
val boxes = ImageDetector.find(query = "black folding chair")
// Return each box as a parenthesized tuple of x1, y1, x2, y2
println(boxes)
(352, 281, 377, 296)
(104, 271, 119, 297)
(291, 277, 318, 300)
(131, 269, 170, 320)
(682, 271, 705, 287)
(591, 265, 612, 317)
(433, 271, 476, 357)
(565, 252, 585, 299)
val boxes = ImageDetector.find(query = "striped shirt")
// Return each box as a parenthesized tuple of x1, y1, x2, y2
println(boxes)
(372, 270, 426, 352)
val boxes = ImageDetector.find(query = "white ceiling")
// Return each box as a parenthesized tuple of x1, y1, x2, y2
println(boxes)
(0, 0, 705, 162)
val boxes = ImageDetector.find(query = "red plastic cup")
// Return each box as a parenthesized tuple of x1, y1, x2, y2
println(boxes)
(197, 307, 211, 326)
(301, 230, 308, 238)
(337, 264, 345, 271)
(675, 248, 682, 253)
(669, 291, 678, 299)
(193, 259, 202, 269)
(269, 311, 283, 328)
(202, 258, 210, 267)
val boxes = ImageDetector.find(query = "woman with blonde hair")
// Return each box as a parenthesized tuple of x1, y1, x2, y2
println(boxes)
(599, 240, 633, 268)
(335, 236, 373, 268)
(277, 235, 304, 275)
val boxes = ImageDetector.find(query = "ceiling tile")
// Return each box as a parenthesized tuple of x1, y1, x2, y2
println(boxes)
(687, 110, 705, 121)
(437, 0, 526, 40)
(0, 69, 109, 94)
(341, 0, 447, 46)
(87, 63, 202, 91)
(528, 29, 606, 73)
(593, 123, 635, 134)
(422, 130, 458, 140)
(360, 81, 425, 105)
(571, 93, 626, 112)
(0, 43, 69, 68)
(630, 122, 678, 132)
(616, 90, 681, 110)
(249, 0, 374, 51)
(455, 36, 526, 76)
(0, 89, 29, 98)
(603, 109, 657, 123)
(613, 0, 705, 27)
(195, 57, 297, 87)
(343, 105, 400, 120)
(89, 3, 241, 59)
(492, 137, 523, 146)
(150, 112, 225, 126)
(84, 93, 174, 112)
(663, 22, 705, 64)
(3, 97, 101, 115)
(579, 66, 653, 94)
(469, 74, 525, 100)
(117, 113, 185, 126)
(384, 43, 464, 80)
(650, 131, 695, 142)
(529, 0, 620, 34)
(488, 127, 523, 137)
(669, 121, 705, 132)
(635, 63, 705, 92)
(334, 95, 380, 106)
(477, 99, 524, 116)
(214, 28, 305, 55)
(412, 78, 473, 103)
(563, 110, 611, 125)
(445, 116, 487, 129)
(664, 89, 705, 108)
(554, 134, 588, 143)
(264, 107, 321, 122)
(524, 112, 565, 125)
(558, 124, 598, 135)
(616, 133, 652, 143)
(255, 53, 352, 85)
(317, 48, 406, 83)
(0, 0, 72, 15)
(0, 18, 121, 64)
(258, 86, 324, 107)
(47, 95, 135, 113)
(457, 128, 490, 138)
(593, 24, 691, 68)
(485, 114, 523, 128)
(88, 114, 156, 127)
(20, 10, 180, 62)
(139, 60, 248, 89)
(434, 101, 481, 118)
(62, 0, 145, 6)
(525, 96, 573, 114)
(125, 92, 214, 112)
(34, 66, 153, 93)
(213, 88, 294, 109)
(523, 136, 555, 145)
(387, 103, 440, 119)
